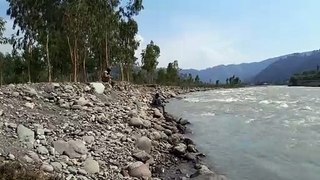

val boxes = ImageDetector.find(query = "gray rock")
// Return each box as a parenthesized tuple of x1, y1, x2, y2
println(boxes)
(51, 162, 63, 172)
(142, 120, 152, 128)
(8, 153, 15, 160)
(27, 151, 41, 162)
(150, 131, 162, 140)
(36, 128, 45, 136)
(76, 176, 89, 180)
(179, 119, 190, 125)
(0, 110, 3, 116)
(23, 155, 34, 163)
(76, 97, 89, 106)
(90, 83, 105, 94)
(68, 166, 78, 174)
(17, 124, 35, 144)
(52, 83, 60, 88)
(24, 102, 35, 109)
(174, 143, 187, 155)
(136, 136, 152, 153)
(128, 161, 152, 179)
(188, 144, 198, 153)
(53, 140, 79, 158)
(129, 117, 143, 127)
(41, 164, 54, 172)
(68, 140, 88, 155)
(133, 151, 151, 162)
(84, 158, 100, 174)
(7, 123, 17, 129)
(25, 87, 38, 97)
(78, 169, 88, 175)
(83, 136, 95, 144)
(12, 92, 20, 97)
(153, 108, 163, 118)
(37, 146, 49, 155)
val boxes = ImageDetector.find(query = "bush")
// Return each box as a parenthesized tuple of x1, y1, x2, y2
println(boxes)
(0, 162, 59, 180)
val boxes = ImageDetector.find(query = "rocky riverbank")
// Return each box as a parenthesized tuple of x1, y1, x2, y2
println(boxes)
(0, 82, 225, 180)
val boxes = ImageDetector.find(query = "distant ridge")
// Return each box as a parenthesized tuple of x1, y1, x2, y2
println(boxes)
(180, 50, 320, 84)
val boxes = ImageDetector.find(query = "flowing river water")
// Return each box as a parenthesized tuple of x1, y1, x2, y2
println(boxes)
(166, 86, 320, 180)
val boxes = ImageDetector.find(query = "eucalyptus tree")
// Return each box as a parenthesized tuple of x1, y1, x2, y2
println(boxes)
(141, 41, 160, 83)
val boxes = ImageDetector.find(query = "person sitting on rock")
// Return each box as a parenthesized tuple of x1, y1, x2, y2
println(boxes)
(151, 93, 165, 113)
(101, 68, 112, 83)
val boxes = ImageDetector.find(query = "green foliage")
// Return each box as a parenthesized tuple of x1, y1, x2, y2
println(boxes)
(0, 17, 6, 44)
(4, 0, 144, 83)
(141, 40, 160, 82)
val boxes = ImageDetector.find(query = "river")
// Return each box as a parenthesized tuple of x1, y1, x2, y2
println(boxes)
(166, 86, 320, 180)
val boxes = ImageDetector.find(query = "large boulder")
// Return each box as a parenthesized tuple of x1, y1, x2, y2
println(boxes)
(133, 150, 151, 162)
(136, 136, 152, 153)
(128, 161, 152, 179)
(173, 143, 187, 155)
(68, 140, 88, 155)
(129, 117, 143, 127)
(52, 140, 87, 158)
(17, 124, 35, 145)
(90, 83, 105, 94)
(191, 165, 223, 180)
(153, 108, 163, 118)
(83, 158, 100, 174)
(76, 97, 90, 106)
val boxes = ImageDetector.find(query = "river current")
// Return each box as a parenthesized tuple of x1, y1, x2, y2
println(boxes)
(166, 86, 320, 180)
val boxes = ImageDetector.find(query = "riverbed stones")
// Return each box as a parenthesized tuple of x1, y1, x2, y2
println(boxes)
(0, 83, 216, 179)
(136, 136, 152, 153)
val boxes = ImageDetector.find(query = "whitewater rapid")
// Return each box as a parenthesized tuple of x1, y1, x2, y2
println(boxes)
(167, 86, 320, 180)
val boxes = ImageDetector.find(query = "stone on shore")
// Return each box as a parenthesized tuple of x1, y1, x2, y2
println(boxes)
(84, 158, 100, 174)
(153, 108, 163, 118)
(133, 150, 151, 162)
(129, 117, 143, 127)
(41, 163, 54, 172)
(90, 83, 105, 94)
(128, 161, 152, 179)
(17, 124, 35, 145)
(173, 143, 187, 155)
(136, 136, 152, 153)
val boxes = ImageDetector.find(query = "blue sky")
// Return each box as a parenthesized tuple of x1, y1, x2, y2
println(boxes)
(1, 0, 320, 69)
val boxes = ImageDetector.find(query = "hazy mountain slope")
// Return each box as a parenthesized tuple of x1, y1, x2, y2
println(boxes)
(253, 50, 320, 84)
(180, 57, 279, 83)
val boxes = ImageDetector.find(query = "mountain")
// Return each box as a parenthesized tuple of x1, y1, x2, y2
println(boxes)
(180, 57, 279, 83)
(253, 50, 320, 84)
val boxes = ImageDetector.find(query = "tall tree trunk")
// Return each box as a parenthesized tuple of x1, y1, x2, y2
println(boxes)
(46, 33, 51, 82)
(99, 51, 103, 81)
(67, 36, 74, 82)
(0, 67, 2, 86)
(120, 62, 124, 81)
(83, 50, 87, 82)
(105, 31, 109, 68)
(126, 65, 130, 82)
(73, 39, 78, 82)
(28, 44, 32, 83)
